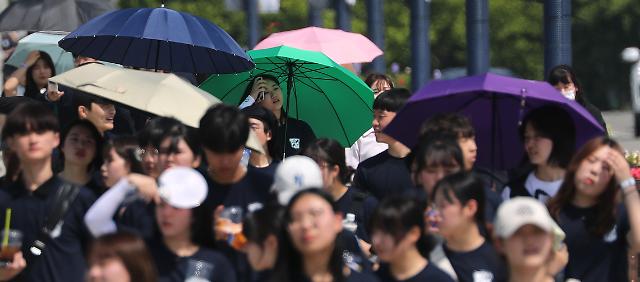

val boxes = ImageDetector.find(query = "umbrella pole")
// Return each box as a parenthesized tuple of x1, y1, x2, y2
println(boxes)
(282, 63, 294, 159)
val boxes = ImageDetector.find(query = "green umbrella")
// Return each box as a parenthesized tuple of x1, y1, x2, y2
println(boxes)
(199, 45, 374, 148)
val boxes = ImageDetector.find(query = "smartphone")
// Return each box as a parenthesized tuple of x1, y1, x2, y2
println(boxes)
(47, 81, 58, 92)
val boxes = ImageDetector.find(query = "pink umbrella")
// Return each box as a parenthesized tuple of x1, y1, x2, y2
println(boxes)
(253, 26, 383, 64)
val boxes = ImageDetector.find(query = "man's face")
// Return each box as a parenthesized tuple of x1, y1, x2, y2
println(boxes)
(204, 147, 244, 179)
(80, 102, 116, 134)
(372, 109, 397, 143)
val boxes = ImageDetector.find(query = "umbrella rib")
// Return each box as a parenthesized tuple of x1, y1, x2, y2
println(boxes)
(305, 67, 372, 110)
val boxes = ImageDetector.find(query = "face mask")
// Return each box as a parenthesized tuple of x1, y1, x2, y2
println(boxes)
(562, 90, 576, 100)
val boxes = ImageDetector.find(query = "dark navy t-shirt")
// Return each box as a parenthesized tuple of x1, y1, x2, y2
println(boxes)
(292, 268, 380, 282)
(204, 168, 274, 213)
(0, 176, 96, 282)
(335, 188, 377, 242)
(443, 241, 507, 282)
(376, 262, 455, 282)
(148, 239, 237, 282)
(352, 150, 414, 200)
(559, 203, 629, 282)
(248, 160, 279, 180)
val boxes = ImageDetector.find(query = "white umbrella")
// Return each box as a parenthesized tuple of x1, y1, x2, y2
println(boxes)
(50, 63, 264, 153)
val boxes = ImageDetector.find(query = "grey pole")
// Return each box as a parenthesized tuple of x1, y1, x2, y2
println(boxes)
(410, 0, 430, 91)
(245, 0, 260, 49)
(366, 0, 385, 73)
(308, 1, 324, 27)
(335, 0, 351, 31)
(544, 0, 572, 77)
(466, 0, 490, 75)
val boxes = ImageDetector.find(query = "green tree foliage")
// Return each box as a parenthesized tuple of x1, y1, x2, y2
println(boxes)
(120, 0, 639, 109)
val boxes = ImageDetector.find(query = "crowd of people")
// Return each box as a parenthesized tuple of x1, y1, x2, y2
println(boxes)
(0, 47, 635, 282)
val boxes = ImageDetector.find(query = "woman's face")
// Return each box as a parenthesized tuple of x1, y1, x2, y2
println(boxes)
(156, 137, 200, 175)
(141, 145, 159, 179)
(523, 123, 553, 166)
(155, 200, 193, 239)
(287, 194, 342, 256)
(371, 228, 417, 263)
(433, 189, 475, 237)
(243, 236, 278, 271)
(317, 161, 339, 190)
(574, 145, 614, 198)
(418, 162, 461, 197)
(501, 225, 552, 270)
(553, 78, 577, 100)
(88, 257, 131, 282)
(370, 79, 392, 97)
(31, 58, 53, 87)
(62, 125, 97, 168)
(255, 79, 283, 114)
(101, 148, 130, 187)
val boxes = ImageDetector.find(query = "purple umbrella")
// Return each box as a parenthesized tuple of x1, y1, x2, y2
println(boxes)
(384, 73, 605, 170)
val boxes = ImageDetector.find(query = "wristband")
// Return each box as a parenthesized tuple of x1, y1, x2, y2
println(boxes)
(619, 177, 636, 190)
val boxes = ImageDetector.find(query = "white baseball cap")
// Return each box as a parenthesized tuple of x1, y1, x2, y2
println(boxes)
(494, 197, 565, 244)
(271, 156, 324, 205)
(158, 167, 208, 209)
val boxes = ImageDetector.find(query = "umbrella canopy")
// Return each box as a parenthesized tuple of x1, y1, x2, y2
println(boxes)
(0, 0, 114, 32)
(49, 63, 264, 153)
(6, 31, 74, 74)
(58, 7, 253, 74)
(253, 26, 383, 64)
(384, 73, 605, 170)
(199, 45, 374, 147)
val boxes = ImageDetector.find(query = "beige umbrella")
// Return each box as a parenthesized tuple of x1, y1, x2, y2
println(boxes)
(50, 63, 264, 154)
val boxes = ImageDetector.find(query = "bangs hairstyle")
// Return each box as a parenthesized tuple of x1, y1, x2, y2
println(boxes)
(60, 119, 104, 172)
(242, 74, 281, 101)
(103, 135, 145, 175)
(519, 106, 576, 168)
(88, 232, 157, 282)
(431, 172, 486, 228)
(369, 195, 435, 258)
(413, 135, 464, 173)
(420, 113, 475, 140)
(364, 73, 395, 89)
(271, 188, 345, 282)
(547, 137, 622, 238)
(243, 204, 285, 245)
(2, 101, 59, 140)
(199, 104, 249, 153)
(373, 88, 411, 112)
(302, 138, 349, 184)
(547, 64, 584, 102)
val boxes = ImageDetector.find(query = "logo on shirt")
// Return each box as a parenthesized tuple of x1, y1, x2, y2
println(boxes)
(289, 138, 300, 149)
(50, 221, 64, 238)
(472, 270, 494, 282)
(604, 224, 618, 243)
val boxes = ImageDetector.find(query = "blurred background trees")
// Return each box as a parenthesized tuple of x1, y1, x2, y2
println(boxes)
(120, 0, 640, 110)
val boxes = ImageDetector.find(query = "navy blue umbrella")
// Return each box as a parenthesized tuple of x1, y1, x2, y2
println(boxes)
(58, 7, 254, 74)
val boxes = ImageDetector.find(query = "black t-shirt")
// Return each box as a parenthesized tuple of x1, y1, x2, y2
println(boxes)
(353, 150, 414, 200)
(148, 239, 237, 282)
(335, 188, 377, 242)
(273, 117, 316, 157)
(376, 262, 455, 282)
(204, 169, 274, 282)
(559, 203, 629, 282)
(204, 168, 275, 213)
(443, 241, 507, 282)
(0, 176, 96, 282)
(248, 160, 279, 180)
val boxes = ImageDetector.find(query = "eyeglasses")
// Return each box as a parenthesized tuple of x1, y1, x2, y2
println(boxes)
(141, 148, 159, 158)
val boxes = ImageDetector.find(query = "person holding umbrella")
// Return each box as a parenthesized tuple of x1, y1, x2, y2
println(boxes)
(243, 74, 316, 157)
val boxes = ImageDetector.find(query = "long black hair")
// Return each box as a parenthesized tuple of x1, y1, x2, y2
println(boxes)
(369, 195, 436, 259)
(432, 172, 487, 231)
(243, 204, 285, 246)
(24, 51, 55, 101)
(303, 138, 349, 184)
(270, 189, 346, 282)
